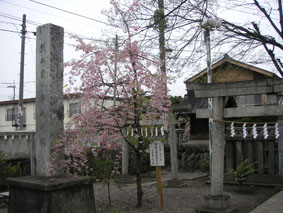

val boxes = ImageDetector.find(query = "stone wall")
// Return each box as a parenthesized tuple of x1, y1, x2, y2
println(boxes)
(165, 142, 209, 172)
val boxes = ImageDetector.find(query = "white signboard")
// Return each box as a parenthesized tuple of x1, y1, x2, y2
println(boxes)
(149, 141, 165, 167)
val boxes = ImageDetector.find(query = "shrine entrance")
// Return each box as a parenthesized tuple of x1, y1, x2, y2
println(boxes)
(187, 78, 283, 211)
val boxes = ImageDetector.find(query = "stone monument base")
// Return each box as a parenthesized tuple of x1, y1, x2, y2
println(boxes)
(119, 174, 135, 184)
(166, 178, 186, 187)
(195, 195, 234, 213)
(8, 176, 96, 213)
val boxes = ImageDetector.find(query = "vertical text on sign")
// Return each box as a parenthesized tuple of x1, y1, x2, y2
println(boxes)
(149, 141, 165, 167)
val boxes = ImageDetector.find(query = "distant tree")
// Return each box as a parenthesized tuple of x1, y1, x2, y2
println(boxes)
(170, 95, 183, 105)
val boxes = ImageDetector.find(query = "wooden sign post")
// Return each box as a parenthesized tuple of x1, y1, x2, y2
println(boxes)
(149, 141, 165, 208)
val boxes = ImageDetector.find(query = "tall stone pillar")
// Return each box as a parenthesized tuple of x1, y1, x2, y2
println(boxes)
(211, 96, 225, 195)
(167, 112, 184, 186)
(122, 142, 129, 175)
(169, 112, 178, 180)
(199, 97, 230, 212)
(120, 126, 135, 183)
(35, 24, 64, 177)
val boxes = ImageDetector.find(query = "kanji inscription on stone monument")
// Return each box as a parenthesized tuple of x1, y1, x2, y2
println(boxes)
(149, 141, 165, 167)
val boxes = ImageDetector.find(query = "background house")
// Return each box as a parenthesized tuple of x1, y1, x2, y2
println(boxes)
(0, 94, 83, 132)
(0, 94, 119, 132)
(178, 55, 280, 140)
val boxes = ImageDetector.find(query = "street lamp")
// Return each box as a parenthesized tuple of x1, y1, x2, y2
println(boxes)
(201, 17, 221, 31)
(201, 17, 221, 175)
(201, 17, 221, 84)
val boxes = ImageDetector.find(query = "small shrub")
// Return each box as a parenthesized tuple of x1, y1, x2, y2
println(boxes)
(200, 159, 210, 172)
(229, 159, 255, 185)
(0, 152, 20, 191)
(85, 148, 121, 206)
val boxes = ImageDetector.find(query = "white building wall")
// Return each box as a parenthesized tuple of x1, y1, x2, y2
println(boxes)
(0, 96, 115, 132)
(25, 102, 36, 131)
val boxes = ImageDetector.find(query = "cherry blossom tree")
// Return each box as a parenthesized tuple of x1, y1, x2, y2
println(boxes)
(61, 0, 171, 207)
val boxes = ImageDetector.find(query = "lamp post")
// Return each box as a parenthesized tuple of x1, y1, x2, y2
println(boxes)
(201, 17, 221, 176)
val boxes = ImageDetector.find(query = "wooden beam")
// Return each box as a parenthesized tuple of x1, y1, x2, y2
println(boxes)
(224, 105, 283, 118)
(197, 105, 283, 118)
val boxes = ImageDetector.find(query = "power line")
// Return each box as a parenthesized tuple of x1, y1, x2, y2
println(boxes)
(1, 0, 86, 23)
(0, 28, 18, 33)
(27, 36, 35, 63)
(0, 20, 21, 27)
(0, 20, 21, 37)
(0, 81, 35, 85)
(0, 26, 106, 45)
(0, 0, 106, 33)
(0, 12, 40, 27)
(0, 12, 22, 22)
(217, 1, 279, 21)
(29, 0, 110, 26)
(1, 12, 107, 43)
(24, 89, 35, 94)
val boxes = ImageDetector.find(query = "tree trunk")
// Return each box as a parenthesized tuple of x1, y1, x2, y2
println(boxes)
(107, 181, 111, 206)
(136, 151, 143, 207)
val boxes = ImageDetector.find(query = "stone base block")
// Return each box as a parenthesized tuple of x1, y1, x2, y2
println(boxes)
(119, 175, 135, 184)
(8, 176, 96, 213)
(167, 179, 186, 187)
(201, 195, 230, 211)
(195, 208, 238, 213)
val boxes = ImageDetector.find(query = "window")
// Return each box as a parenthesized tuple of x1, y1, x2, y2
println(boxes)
(6, 107, 18, 121)
(6, 107, 26, 123)
(69, 103, 81, 117)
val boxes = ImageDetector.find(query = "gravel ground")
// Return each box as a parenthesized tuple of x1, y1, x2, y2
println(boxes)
(94, 174, 280, 213)
(0, 173, 280, 213)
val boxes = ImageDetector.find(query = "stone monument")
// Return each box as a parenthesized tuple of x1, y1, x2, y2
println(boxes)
(8, 24, 96, 213)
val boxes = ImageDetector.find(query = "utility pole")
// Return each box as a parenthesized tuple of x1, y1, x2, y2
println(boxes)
(18, 14, 26, 130)
(158, 0, 166, 75)
(113, 35, 118, 107)
(7, 81, 16, 100)
(157, 0, 181, 186)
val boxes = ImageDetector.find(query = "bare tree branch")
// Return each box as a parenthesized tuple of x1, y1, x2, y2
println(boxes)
(278, 0, 283, 34)
(254, 0, 283, 39)
(253, 22, 283, 76)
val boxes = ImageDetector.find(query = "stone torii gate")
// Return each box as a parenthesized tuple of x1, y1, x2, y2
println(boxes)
(187, 78, 283, 212)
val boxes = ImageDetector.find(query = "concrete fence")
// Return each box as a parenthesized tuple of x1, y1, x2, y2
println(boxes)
(0, 132, 35, 160)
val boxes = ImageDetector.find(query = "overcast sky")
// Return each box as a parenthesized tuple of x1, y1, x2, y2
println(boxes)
(0, 0, 281, 101)
(0, 0, 190, 102)
(0, 0, 112, 101)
